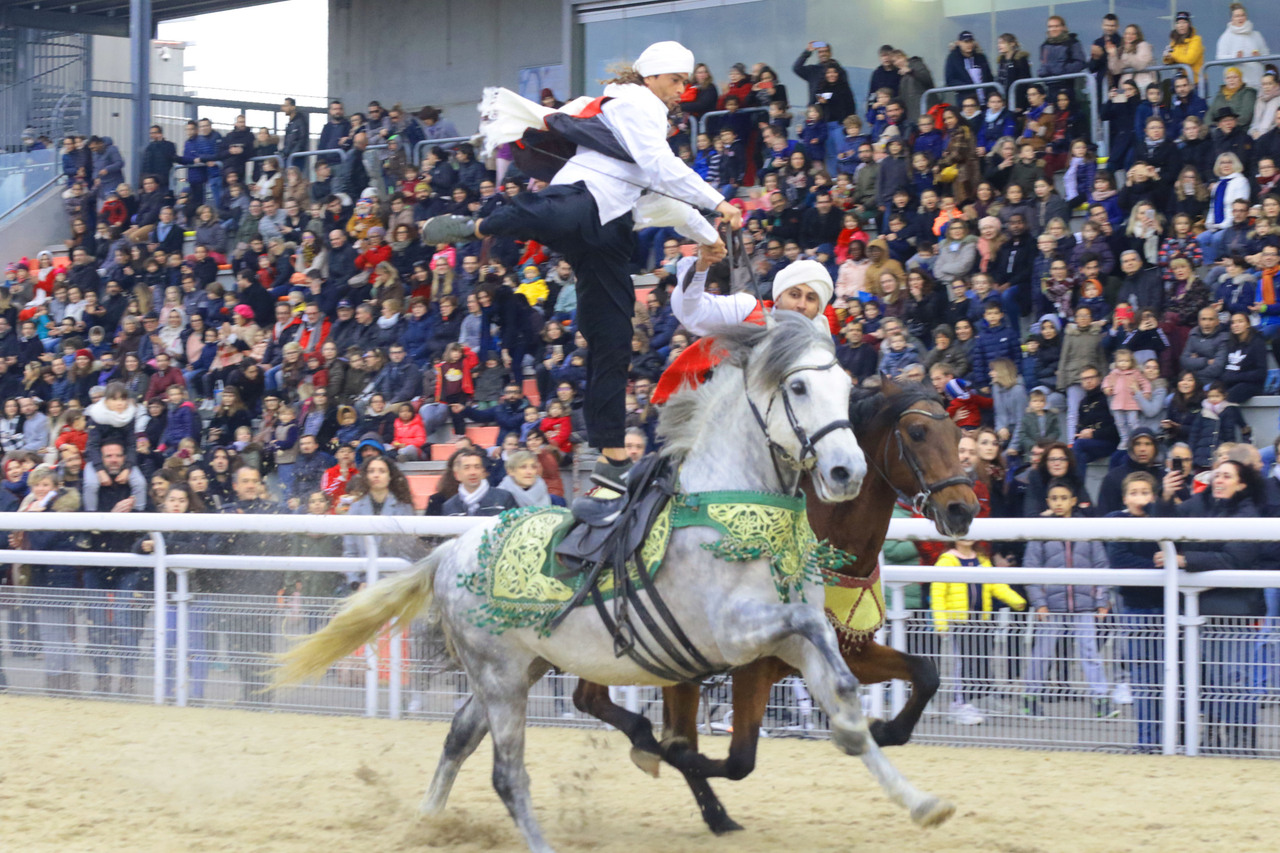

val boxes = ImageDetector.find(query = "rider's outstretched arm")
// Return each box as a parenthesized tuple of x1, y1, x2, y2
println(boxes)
(670, 246, 759, 336)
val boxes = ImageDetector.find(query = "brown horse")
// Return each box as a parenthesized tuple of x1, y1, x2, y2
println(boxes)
(572, 378, 978, 833)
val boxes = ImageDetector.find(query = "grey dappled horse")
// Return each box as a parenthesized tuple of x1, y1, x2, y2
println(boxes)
(276, 312, 954, 852)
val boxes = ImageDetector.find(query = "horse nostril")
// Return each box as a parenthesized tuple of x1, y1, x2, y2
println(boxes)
(947, 502, 975, 527)
(830, 466, 850, 483)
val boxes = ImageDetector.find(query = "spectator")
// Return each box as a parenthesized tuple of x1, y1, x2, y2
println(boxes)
(1158, 459, 1265, 752)
(1038, 15, 1088, 80)
(1070, 364, 1120, 465)
(932, 538, 1026, 725)
(944, 31, 994, 102)
(341, 455, 419, 567)
(1021, 479, 1113, 718)
(1219, 311, 1268, 403)
(1164, 12, 1205, 82)
(1188, 381, 1246, 468)
(497, 449, 565, 508)
(442, 447, 515, 516)
(1215, 3, 1270, 88)
(1108, 24, 1155, 91)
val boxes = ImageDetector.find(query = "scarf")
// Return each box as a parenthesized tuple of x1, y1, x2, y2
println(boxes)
(458, 479, 490, 512)
(984, 107, 1003, 123)
(1213, 177, 1231, 224)
(498, 474, 551, 508)
(389, 238, 412, 252)
(1262, 266, 1277, 306)
(376, 314, 400, 329)
(1062, 156, 1082, 194)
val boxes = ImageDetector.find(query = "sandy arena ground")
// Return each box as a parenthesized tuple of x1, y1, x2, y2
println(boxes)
(2, 695, 1277, 853)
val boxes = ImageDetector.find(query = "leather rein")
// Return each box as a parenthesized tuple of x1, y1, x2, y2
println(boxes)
(871, 406, 971, 517)
(745, 359, 854, 497)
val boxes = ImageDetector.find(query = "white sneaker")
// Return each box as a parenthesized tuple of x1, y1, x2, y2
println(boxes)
(952, 702, 985, 725)
(1112, 683, 1133, 705)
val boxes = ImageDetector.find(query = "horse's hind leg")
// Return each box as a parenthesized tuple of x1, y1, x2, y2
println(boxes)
(484, 674, 554, 853)
(419, 695, 490, 815)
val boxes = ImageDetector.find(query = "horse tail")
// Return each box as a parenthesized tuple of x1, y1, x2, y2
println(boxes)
(274, 544, 446, 687)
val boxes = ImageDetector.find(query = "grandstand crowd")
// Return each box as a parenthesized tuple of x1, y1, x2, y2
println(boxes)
(0, 8, 1278, 746)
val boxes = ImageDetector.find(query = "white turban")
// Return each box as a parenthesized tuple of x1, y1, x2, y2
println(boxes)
(772, 259, 834, 309)
(633, 41, 695, 78)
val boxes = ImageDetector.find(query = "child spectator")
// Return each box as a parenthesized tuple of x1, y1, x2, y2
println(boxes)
(434, 342, 475, 419)
(391, 402, 427, 461)
(471, 351, 507, 409)
(1103, 471, 1164, 750)
(1188, 381, 1246, 468)
(692, 133, 720, 184)
(835, 115, 868, 176)
(539, 399, 573, 458)
(799, 104, 828, 162)
(1136, 358, 1169, 434)
(912, 115, 945, 161)
(1021, 479, 1114, 718)
(1076, 275, 1110, 322)
(1103, 348, 1152, 447)
(944, 377, 991, 429)
(717, 128, 746, 194)
(335, 405, 361, 446)
(1058, 306, 1106, 441)
(878, 329, 921, 377)
(932, 538, 1027, 725)
(988, 357, 1027, 447)
(1010, 386, 1061, 459)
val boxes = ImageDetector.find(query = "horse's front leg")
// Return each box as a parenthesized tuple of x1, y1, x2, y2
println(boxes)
(727, 603, 954, 829)
(847, 641, 940, 747)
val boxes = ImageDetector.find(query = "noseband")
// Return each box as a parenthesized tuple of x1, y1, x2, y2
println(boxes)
(745, 360, 854, 496)
(875, 406, 972, 516)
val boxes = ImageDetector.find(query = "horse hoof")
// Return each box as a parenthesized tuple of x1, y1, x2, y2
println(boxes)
(910, 797, 955, 828)
(709, 816, 745, 835)
(630, 747, 662, 778)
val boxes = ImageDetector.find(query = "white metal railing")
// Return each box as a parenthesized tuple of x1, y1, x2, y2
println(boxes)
(0, 513, 1277, 758)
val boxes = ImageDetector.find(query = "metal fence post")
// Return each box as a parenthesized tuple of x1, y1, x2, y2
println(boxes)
(1181, 588, 1204, 757)
(1159, 541, 1180, 756)
(363, 535, 380, 719)
(151, 531, 167, 706)
(887, 579, 909, 716)
(174, 566, 191, 708)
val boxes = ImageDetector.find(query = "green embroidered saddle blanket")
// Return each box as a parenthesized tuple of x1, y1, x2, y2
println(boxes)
(459, 491, 851, 635)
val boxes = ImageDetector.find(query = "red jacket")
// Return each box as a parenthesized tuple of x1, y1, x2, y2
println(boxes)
(355, 244, 392, 271)
(434, 346, 478, 399)
(947, 392, 992, 428)
(540, 415, 573, 454)
(393, 415, 427, 449)
(55, 426, 88, 453)
(145, 366, 186, 401)
(321, 463, 358, 506)
(296, 318, 331, 353)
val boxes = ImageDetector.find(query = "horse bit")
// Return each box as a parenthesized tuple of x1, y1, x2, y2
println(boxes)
(745, 361, 854, 496)
(876, 406, 971, 516)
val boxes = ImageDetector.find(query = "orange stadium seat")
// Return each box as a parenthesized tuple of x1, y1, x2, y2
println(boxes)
(466, 425, 500, 446)
(407, 474, 440, 511)
(522, 377, 540, 406)
(429, 442, 458, 461)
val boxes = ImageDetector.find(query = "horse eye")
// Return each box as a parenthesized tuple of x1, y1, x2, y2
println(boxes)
(908, 425, 926, 442)
(789, 379, 807, 395)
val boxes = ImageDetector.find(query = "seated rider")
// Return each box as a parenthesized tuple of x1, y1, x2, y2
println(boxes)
(652, 254, 835, 404)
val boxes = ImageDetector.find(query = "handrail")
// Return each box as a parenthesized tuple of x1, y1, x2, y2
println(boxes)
(918, 81, 1005, 117)
(0, 172, 62, 229)
(1117, 61, 1195, 84)
(288, 144, 388, 180)
(689, 106, 769, 144)
(412, 135, 474, 167)
(1010, 71, 1100, 153)
(1200, 53, 1280, 97)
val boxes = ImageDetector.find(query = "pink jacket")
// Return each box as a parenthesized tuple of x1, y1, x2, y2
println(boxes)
(1102, 367, 1151, 411)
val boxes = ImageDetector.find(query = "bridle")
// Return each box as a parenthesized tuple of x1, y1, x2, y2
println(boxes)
(745, 360, 854, 496)
(870, 405, 971, 517)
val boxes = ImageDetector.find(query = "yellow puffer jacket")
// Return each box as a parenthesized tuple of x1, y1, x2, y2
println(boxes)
(930, 552, 1027, 632)
(1165, 35, 1204, 81)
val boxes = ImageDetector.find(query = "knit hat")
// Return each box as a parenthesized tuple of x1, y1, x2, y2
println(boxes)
(234, 304, 254, 319)
(75, 348, 92, 360)
(772, 259, 834, 309)
(945, 378, 970, 400)
(633, 41, 695, 78)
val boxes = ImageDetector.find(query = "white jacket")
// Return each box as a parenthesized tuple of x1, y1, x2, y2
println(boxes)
(1217, 21, 1271, 88)
(1206, 173, 1252, 230)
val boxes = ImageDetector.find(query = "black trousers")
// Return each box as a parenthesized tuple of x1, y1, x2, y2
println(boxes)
(482, 182, 634, 448)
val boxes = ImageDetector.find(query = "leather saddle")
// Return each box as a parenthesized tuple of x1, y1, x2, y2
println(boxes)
(548, 453, 677, 629)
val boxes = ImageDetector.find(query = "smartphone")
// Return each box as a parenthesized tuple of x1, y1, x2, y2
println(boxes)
(552, 345, 563, 357)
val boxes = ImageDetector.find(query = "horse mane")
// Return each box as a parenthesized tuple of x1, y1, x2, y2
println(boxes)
(849, 378, 946, 439)
(658, 312, 835, 460)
